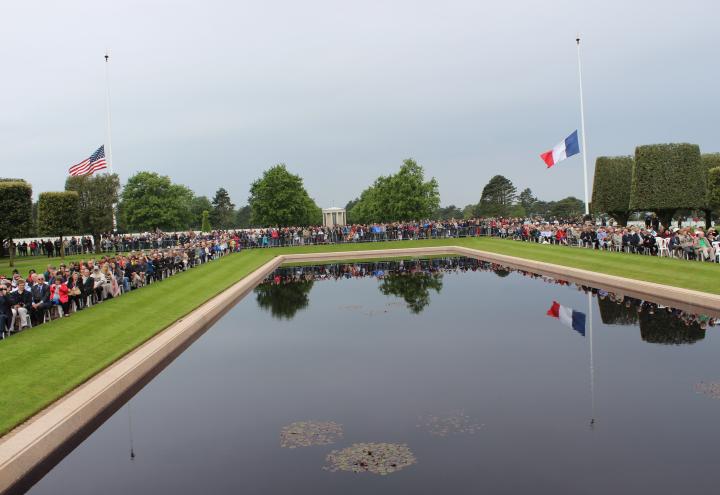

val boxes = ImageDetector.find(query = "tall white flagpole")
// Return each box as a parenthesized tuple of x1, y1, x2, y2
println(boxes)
(105, 50, 117, 232)
(576, 35, 590, 217)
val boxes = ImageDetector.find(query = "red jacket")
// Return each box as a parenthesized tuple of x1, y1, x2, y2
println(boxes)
(50, 283, 69, 304)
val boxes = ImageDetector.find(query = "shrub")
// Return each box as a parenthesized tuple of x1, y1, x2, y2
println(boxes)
(591, 156, 633, 225)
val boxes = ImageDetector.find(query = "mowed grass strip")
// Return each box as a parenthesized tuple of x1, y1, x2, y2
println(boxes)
(0, 237, 718, 435)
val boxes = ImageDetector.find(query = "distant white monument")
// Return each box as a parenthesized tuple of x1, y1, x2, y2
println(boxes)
(322, 207, 346, 227)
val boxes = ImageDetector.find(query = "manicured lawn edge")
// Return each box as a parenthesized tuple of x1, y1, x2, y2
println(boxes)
(0, 237, 717, 435)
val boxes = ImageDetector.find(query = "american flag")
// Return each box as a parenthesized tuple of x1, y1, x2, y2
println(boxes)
(68, 145, 108, 176)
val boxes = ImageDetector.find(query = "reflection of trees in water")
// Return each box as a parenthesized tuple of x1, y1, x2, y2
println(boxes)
(254, 280, 314, 319)
(378, 272, 443, 314)
(493, 268, 511, 278)
(597, 297, 639, 326)
(639, 310, 705, 345)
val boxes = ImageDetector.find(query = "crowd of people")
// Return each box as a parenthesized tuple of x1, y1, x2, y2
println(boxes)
(2, 214, 718, 339)
(6, 215, 719, 262)
(0, 233, 240, 338)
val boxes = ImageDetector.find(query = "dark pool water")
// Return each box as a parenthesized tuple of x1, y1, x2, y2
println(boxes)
(29, 258, 720, 495)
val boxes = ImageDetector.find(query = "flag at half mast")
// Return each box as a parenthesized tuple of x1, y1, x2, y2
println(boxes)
(540, 130, 580, 168)
(68, 145, 107, 176)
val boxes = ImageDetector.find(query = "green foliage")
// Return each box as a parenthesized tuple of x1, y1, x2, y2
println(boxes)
(344, 198, 359, 223)
(639, 310, 705, 345)
(119, 172, 194, 231)
(254, 280, 314, 319)
(378, 272, 443, 314)
(434, 205, 463, 220)
(190, 196, 212, 229)
(630, 144, 705, 223)
(707, 167, 720, 212)
(210, 187, 236, 229)
(701, 154, 720, 210)
(462, 204, 475, 219)
(548, 196, 585, 219)
(476, 175, 517, 217)
(591, 156, 633, 225)
(517, 188, 537, 214)
(201, 210, 212, 233)
(597, 297, 639, 326)
(349, 159, 440, 223)
(249, 164, 322, 226)
(0, 180, 33, 242)
(37, 192, 80, 257)
(235, 205, 253, 228)
(65, 173, 120, 235)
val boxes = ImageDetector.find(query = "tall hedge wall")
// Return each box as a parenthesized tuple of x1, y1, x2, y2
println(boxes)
(591, 155, 633, 225)
(708, 167, 720, 213)
(701, 153, 720, 208)
(37, 191, 80, 238)
(630, 143, 705, 224)
(0, 180, 33, 242)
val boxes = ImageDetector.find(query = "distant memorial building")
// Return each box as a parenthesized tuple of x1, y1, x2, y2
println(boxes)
(322, 207, 346, 227)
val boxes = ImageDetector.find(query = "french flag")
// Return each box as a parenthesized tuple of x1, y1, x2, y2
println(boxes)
(540, 130, 580, 168)
(546, 301, 586, 336)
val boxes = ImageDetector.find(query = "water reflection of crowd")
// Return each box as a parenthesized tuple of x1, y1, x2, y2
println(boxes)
(261, 257, 717, 338)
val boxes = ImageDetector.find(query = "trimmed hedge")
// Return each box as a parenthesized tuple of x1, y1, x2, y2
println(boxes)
(630, 143, 705, 211)
(37, 191, 80, 239)
(0, 180, 33, 242)
(591, 155, 633, 224)
(708, 167, 720, 212)
(701, 153, 720, 209)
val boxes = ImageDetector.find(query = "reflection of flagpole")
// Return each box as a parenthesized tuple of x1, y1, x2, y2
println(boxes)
(105, 50, 118, 232)
(127, 403, 136, 460)
(588, 291, 595, 427)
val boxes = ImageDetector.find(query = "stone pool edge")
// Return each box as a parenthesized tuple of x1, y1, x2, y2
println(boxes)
(1, 245, 718, 493)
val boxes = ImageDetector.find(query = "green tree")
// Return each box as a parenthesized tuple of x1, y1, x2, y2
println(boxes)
(461, 204, 475, 219)
(549, 196, 585, 219)
(434, 205, 463, 220)
(630, 143, 706, 228)
(0, 180, 33, 266)
(249, 164, 321, 226)
(201, 210, 212, 232)
(65, 173, 120, 250)
(349, 159, 440, 223)
(254, 280, 314, 319)
(37, 192, 80, 259)
(119, 172, 194, 231)
(189, 195, 212, 229)
(235, 205, 253, 228)
(476, 175, 517, 217)
(591, 156, 633, 226)
(344, 198, 359, 223)
(378, 272, 443, 314)
(701, 154, 720, 228)
(517, 188, 537, 215)
(210, 187, 236, 229)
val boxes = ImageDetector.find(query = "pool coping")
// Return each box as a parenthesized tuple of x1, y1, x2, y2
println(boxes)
(0, 246, 718, 493)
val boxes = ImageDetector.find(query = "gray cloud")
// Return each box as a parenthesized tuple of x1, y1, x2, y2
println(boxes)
(1, 0, 718, 209)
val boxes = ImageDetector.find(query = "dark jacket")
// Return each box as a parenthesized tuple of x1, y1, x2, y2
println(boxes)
(10, 289, 33, 307)
(31, 283, 50, 304)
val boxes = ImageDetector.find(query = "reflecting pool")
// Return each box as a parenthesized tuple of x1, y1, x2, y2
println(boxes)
(29, 258, 720, 494)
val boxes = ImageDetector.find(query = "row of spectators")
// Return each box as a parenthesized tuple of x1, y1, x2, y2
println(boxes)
(0, 234, 240, 338)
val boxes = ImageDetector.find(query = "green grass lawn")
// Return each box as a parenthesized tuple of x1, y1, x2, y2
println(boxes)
(0, 237, 718, 436)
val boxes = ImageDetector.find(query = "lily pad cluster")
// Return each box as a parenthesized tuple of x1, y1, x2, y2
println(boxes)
(694, 382, 720, 399)
(324, 442, 417, 475)
(280, 421, 344, 449)
(417, 411, 483, 437)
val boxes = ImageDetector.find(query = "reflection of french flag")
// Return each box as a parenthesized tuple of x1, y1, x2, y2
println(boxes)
(547, 301, 586, 336)
(540, 130, 580, 168)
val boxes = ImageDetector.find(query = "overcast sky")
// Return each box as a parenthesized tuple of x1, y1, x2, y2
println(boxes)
(1, 0, 718, 209)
